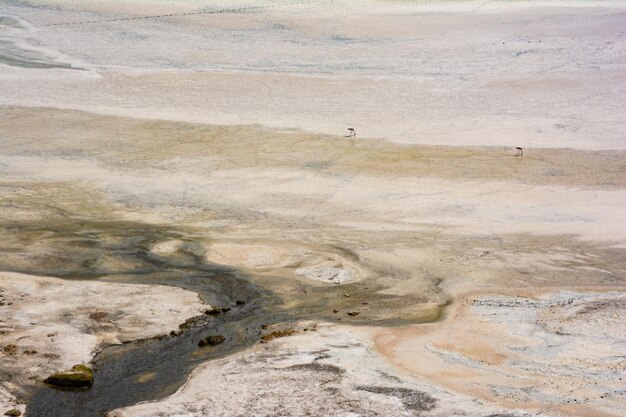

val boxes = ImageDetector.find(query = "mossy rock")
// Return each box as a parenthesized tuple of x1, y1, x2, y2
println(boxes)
(203, 308, 222, 315)
(44, 364, 94, 388)
(198, 335, 225, 347)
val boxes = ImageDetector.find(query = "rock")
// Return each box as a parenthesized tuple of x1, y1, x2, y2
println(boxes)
(296, 266, 354, 285)
(44, 364, 94, 388)
(2, 344, 17, 355)
(260, 330, 297, 343)
(198, 335, 225, 347)
(333, 309, 339, 313)
(236, 300, 246, 306)
(179, 316, 202, 330)
(89, 310, 108, 320)
(347, 311, 360, 317)
(203, 306, 230, 315)
(4, 410, 21, 417)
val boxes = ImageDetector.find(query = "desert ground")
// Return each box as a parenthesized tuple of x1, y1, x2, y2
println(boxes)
(0, 1, 625, 417)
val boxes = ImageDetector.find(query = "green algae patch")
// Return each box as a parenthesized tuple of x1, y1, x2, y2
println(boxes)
(44, 364, 94, 388)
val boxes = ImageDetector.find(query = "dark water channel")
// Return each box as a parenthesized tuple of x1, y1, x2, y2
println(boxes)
(0, 218, 439, 416)
(27, 280, 280, 417)
(0, 219, 285, 416)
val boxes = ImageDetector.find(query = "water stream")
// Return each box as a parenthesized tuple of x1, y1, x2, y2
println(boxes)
(0, 217, 442, 416)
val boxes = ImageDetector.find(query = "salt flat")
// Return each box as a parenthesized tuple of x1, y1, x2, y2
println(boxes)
(0, 1, 625, 416)
(1, 1, 625, 148)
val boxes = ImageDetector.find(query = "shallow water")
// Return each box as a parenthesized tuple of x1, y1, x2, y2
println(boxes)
(0, 212, 443, 416)
(26, 278, 272, 417)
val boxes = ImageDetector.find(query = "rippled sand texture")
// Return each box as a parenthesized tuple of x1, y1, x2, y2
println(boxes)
(1, 1, 625, 417)
(1, 0, 626, 148)
(376, 290, 626, 417)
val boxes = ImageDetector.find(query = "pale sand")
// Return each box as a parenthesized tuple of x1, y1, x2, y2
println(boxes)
(205, 242, 361, 285)
(375, 289, 626, 417)
(0, 0, 625, 415)
(0, 384, 23, 416)
(1, 107, 625, 243)
(110, 323, 532, 417)
(0, 271, 210, 413)
(1, 1, 625, 149)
